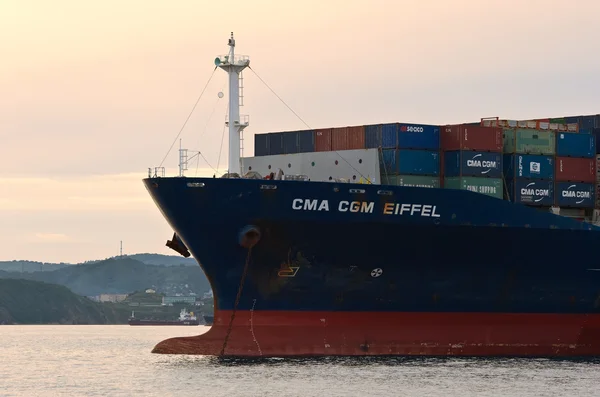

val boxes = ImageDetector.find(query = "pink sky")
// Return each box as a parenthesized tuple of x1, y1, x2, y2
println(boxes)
(1, 0, 599, 262)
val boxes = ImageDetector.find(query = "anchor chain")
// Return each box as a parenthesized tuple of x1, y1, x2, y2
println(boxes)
(220, 247, 253, 356)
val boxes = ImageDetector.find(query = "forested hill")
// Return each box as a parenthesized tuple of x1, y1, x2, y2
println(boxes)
(0, 256, 209, 297)
(0, 253, 197, 273)
(0, 279, 128, 325)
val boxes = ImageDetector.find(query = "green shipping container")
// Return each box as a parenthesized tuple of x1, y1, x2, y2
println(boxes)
(550, 117, 565, 124)
(382, 175, 440, 188)
(389, 175, 440, 188)
(444, 177, 503, 199)
(503, 129, 555, 155)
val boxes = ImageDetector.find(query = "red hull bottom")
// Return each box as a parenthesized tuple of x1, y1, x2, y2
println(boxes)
(129, 323, 199, 326)
(151, 311, 600, 357)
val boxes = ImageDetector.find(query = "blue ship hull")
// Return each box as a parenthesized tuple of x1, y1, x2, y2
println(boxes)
(143, 177, 600, 357)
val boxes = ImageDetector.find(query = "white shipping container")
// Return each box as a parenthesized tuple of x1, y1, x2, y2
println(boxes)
(241, 148, 381, 184)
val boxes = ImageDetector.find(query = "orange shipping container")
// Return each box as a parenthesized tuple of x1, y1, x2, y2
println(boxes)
(332, 127, 349, 151)
(347, 125, 365, 150)
(315, 128, 333, 152)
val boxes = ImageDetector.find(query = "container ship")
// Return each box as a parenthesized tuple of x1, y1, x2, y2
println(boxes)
(202, 314, 214, 326)
(128, 309, 199, 326)
(143, 33, 600, 357)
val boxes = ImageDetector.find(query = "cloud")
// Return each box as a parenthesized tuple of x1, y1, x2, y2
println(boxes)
(31, 233, 73, 243)
(1, 208, 175, 263)
(0, 169, 216, 213)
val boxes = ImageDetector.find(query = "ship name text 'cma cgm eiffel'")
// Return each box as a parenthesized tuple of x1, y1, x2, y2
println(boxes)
(291, 199, 441, 217)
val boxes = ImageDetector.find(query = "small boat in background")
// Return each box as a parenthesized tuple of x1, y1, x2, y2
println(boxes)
(202, 314, 213, 326)
(128, 308, 199, 326)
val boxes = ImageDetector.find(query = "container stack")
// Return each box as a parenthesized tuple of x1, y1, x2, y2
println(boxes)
(503, 129, 556, 206)
(254, 130, 316, 156)
(566, 116, 595, 133)
(391, 123, 441, 187)
(313, 126, 367, 152)
(268, 132, 283, 155)
(373, 123, 398, 183)
(285, 130, 316, 154)
(365, 123, 441, 187)
(251, 113, 600, 210)
(482, 118, 578, 133)
(440, 125, 504, 199)
(503, 154, 555, 206)
(554, 130, 596, 209)
(254, 133, 269, 156)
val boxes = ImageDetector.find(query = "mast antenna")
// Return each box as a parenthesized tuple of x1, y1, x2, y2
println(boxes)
(214, 32, 250, 176)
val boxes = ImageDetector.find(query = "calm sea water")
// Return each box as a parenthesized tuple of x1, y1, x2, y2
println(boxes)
(1, 325, 599, 396)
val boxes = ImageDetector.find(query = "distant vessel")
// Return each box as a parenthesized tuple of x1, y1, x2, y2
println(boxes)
(144, 33, 600, 357)
(128, 308, 199, 326)
(202, 314, 214, 326)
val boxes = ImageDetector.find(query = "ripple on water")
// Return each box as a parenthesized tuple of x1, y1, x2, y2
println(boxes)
(0, 325, 599, 397)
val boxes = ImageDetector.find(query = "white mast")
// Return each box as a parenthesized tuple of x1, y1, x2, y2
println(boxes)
(215, 32, 250, 176)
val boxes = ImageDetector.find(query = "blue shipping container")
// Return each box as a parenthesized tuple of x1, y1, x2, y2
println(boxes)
(254, 134, 269, 156)
(595, 115, 600, 129)
(298, 130, 315, 153)
(397, 123, 440, 150)
(565, 116, 578, 124)
(398, 150, 440, 176)
(503, 154, 554, 180)
(594, 128, 600, 154)
(381, 123, 397, 149)
(283, 131, 299, 154)
(444, 151, 502, 178)
(380, 149, 397, 175)
(507, 179, 554, 206)
(365, 125, 382, 149)
(268, 132, 284, 155)
(556, 132, 595, 158)
(578, 115, 596, 131)
(555, 182, 595, 208)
